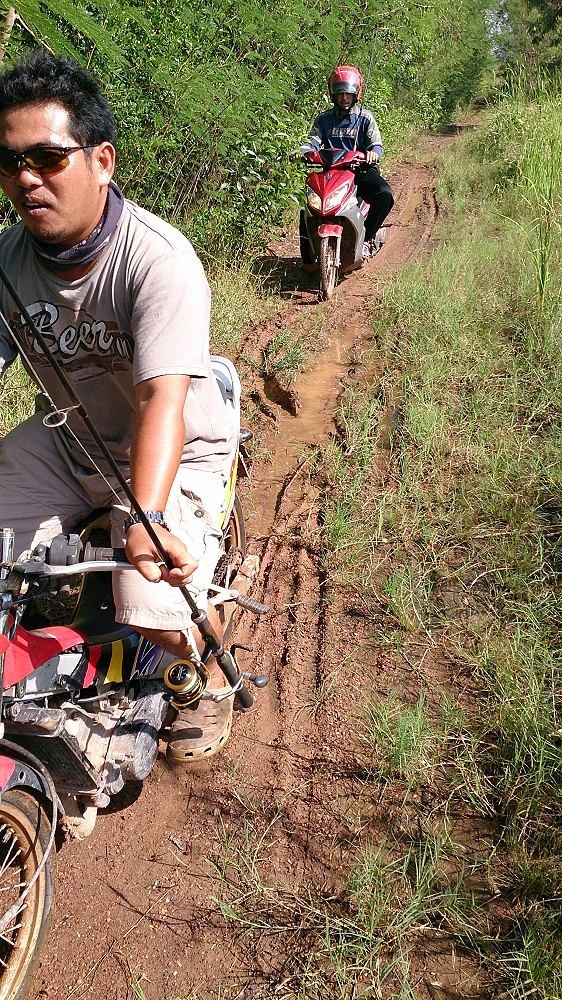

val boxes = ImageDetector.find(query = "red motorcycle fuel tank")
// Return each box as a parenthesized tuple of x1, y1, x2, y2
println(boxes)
(2, 621, 142, 690)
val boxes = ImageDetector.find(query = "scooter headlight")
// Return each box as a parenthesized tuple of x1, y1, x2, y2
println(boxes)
(323, 182, 352, 213)
(307, 191, 322, 212)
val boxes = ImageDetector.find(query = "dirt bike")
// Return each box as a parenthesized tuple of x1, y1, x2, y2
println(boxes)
(0, 356, 268, 1000)
(300, 148, 386, 300)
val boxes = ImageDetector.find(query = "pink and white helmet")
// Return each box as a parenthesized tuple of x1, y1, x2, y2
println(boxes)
(328, 65, 363, 101)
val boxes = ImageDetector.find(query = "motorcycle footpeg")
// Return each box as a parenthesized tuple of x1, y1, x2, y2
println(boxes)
(235, 594, 270, 615)
(243, 672, 269, 689)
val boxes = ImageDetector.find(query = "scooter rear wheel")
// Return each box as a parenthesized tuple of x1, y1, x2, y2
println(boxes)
(0, 789, 54, 1000)
(319, 236, 338, 300)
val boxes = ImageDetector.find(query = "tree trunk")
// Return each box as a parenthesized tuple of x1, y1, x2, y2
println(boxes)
(0, 7, 16, 65)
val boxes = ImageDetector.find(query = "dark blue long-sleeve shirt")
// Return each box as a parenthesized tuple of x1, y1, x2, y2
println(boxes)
(300, 106, 384, 157)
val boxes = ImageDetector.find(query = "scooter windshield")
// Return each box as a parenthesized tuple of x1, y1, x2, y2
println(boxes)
(319, 148, 348, 167)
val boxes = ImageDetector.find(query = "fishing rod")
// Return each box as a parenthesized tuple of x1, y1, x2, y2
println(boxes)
(0, 260, 255, 708)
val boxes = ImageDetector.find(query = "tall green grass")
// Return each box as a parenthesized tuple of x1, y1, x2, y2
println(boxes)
(0, 359, 34, 435)
(314, 81, 562, 998)
(214, 823, 482, 1000)
(209, 259, 273, 355)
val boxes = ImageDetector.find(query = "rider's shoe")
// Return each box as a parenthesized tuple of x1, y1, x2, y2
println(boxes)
(362, 240, 373, 261)
(363, 228, 389, 261)
(166, 687, 233, 763)
(362, 237, 380, 261)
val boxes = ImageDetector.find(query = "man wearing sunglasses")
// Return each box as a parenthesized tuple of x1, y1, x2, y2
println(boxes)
(0, 49, 238, 763)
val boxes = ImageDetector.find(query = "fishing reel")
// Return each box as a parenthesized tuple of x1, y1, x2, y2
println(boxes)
(163, 645, 269, 711)
(163, 657, 208, 709)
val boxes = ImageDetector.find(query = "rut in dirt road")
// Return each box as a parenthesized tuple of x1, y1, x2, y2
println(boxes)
(228, 152, 441, 869)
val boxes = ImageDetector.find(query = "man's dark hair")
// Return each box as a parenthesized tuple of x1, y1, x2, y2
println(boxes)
(0, 49, 117, 146)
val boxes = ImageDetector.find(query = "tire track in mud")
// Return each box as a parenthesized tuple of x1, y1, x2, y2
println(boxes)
(235, 484, 328, 875)
(32, 153, 443, 1000)
(228, 155, 441, 883)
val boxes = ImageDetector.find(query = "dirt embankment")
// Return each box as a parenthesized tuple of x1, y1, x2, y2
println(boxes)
(32, 137, 450, 1000)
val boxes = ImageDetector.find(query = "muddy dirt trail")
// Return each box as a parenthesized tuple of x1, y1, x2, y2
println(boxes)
(31, 138, 449, 1000)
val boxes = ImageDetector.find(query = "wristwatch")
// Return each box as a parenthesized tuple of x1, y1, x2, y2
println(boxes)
(125, 510, 169, 533)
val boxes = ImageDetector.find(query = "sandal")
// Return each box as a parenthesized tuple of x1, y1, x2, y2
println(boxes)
(166, 688, 233, 763)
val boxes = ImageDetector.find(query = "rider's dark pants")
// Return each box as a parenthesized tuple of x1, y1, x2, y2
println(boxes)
(356, 165, 394, 240)
(299, 210, 314, 264)
(299, 166, 394, 263)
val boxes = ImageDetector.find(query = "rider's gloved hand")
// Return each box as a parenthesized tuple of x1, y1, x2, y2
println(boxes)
(125, 521, 198, 586)
(365, 150, 380, 165)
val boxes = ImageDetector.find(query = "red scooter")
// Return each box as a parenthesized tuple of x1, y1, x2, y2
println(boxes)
(301, 148, 370, 299)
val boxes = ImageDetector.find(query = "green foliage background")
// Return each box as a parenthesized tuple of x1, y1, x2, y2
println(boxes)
(1, 0, 493, 258)
(493, 0, 562, 73)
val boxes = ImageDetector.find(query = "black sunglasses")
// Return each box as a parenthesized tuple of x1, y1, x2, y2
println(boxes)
(0, 144, 96, 177)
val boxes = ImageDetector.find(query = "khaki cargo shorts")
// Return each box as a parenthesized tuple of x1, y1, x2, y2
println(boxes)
(0, 413, 232, 630)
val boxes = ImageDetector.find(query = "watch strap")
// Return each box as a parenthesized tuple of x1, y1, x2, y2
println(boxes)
(125, 510, 169, 532)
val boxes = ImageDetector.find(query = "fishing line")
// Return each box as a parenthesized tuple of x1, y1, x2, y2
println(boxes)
(0, 310, 124, 503)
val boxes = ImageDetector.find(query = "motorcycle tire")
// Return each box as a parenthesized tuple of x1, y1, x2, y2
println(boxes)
(213, 495, 247, 641)
(319, 236, 338, 300)
(0, 789, 54, 1000)
(224, 495, 246, 561)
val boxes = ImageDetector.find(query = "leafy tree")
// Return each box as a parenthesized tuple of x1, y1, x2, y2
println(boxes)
(492, 0, 562, 72)
(0, 0, 496, 255)
(0, 0, 124, 63)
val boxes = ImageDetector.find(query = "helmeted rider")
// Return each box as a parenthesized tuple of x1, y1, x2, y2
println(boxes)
(299, 65, 394, 268)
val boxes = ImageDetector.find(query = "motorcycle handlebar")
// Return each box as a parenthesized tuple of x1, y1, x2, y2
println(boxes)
(302, 149, 366, 167)
(9, 556, 133, 577)
(83, 543, 126, 563)
(6, 543, 130, 577)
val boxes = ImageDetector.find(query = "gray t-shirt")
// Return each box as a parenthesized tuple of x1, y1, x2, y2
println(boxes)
(0, 199, 236, 471)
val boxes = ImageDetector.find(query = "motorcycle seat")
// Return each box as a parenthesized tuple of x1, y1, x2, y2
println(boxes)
(71, 569, 135, 645)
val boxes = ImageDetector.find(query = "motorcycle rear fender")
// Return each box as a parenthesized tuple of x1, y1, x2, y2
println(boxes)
(317, 223, 343, 238)
(210, 355, 241, 529)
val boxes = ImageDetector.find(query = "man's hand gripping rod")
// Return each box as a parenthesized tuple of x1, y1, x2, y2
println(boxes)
(0, 261, 256, 708)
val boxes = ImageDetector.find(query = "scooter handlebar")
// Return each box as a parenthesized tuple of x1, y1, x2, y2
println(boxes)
(302, 149, 366, 164)
(83, 543, 126, 563)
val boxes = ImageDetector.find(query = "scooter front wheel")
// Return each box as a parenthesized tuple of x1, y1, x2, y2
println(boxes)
(0, 789, 54, 1000)
(319, 236, 338, 300)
